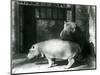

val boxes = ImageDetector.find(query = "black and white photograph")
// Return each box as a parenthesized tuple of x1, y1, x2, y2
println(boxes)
(11, 0, 96, 74)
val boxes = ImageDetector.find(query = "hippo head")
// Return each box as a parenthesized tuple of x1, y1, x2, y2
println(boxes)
(63, 21, 76, 33)
(27, 44, 39, 59)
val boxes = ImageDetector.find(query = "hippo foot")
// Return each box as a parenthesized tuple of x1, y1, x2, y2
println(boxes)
(64, 58, 75, 69)
(64, 65, 71, 69)
(48, 65, 53, 68)
(48, 64, 56, 68)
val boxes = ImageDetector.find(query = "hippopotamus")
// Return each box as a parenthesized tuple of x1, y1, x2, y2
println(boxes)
(27, 39, 81, 68)
(60, 21, 83, 44)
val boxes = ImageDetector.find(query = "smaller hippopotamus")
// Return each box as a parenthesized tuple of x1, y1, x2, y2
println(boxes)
(27, 39, 81, 69)
(60, 21, 76, 41)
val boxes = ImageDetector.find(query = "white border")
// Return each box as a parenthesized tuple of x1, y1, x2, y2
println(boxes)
(0, 0, 99, 75)
(13, 0, 97, 5)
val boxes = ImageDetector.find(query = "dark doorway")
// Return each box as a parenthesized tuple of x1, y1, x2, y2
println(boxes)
(23, 6, 37, 53)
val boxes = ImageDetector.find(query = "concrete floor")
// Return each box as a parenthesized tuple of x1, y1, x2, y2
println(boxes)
(12, 54, 96, 74)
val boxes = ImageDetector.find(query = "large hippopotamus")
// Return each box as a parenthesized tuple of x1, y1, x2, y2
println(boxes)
(27, 39, 81, 68)
(60, 21, 82, 43)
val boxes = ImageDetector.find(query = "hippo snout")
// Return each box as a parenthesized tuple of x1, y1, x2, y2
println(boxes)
(26, 53, 31, 60)
(27, 52, 34, 60)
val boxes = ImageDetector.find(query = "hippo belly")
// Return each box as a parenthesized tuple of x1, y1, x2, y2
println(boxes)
(37, 39, 81, 68)
(42, 40, 73, 58)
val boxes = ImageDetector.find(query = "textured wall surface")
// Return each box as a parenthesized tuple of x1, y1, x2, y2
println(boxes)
(36, 20, 63, 42)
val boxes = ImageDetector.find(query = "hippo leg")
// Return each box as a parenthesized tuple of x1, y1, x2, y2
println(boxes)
(47, 58, 54, 68)
(65, 58, 75, 69)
